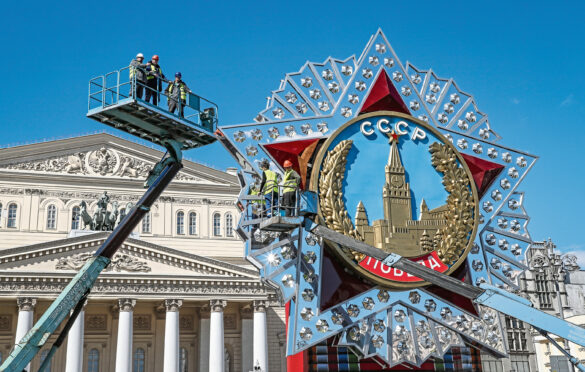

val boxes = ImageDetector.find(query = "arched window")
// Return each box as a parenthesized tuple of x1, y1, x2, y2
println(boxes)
(177, 211, 185, 235)
(0, 203, 3, 228)
(40, 349, 52, 371)
(71, 206, 81, 230)
(189, 212, 197, 235)
(7, 204, 17, 228)
(87, 348, 99, 372)
(213, 213, 221, 236)
(225, 213, 233, 237)
(142, 213, 151, 233)
(133, 347, 145, 372)
(179, 347, 188, 372)
(46, 204, 57, 230)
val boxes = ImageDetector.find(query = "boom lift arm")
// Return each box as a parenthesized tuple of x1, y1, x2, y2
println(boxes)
(1, 63, 219, 372)
(1, 144, 182, 372)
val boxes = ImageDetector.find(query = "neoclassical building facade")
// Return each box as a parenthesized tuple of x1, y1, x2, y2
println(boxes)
(0, 133, 286, 372)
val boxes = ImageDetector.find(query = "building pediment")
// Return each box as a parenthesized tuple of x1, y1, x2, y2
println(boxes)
(0, 133, 238, 187)
(0, 232, 257, 279)
(0, 232, 273, 299)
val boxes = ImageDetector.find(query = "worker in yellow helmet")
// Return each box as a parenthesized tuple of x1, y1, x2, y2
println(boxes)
(281, 159, 300, 216)
(165, 72, 191, 117)
(258, 160, 280, 217)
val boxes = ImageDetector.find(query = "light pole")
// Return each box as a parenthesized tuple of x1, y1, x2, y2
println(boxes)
(536, 239, 580, 372)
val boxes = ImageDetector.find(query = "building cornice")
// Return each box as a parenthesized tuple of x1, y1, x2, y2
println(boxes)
(0, 274, 273, 300)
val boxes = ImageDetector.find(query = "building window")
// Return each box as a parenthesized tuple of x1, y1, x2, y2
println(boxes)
(71, 206, 81, 230)
(536, 273, 553, 309)
(87, 348, 99, 372)
(505, 316, 528, 351)
(179, 347, 188, 372)
(133, 347, 145, 372)
(142, 213, 151, 233)
(177, 211, 185, 235)
(7, 203, 17, 228)
(189, 212, 197, 235)
(46, 204, 57, 230)
(225, 213, 233, 237)
(40, 349, 52, 371)
(213, 213, 221, 236)
(0, 202, 3, 228)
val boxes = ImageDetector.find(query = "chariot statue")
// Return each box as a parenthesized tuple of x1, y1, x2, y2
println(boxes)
(78, 191, 134, 231)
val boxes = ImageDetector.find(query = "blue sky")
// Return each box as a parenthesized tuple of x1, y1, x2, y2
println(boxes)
(1, 1, 584, 261)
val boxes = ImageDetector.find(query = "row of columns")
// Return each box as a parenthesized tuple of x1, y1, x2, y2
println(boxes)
(13, 297, 269, 372)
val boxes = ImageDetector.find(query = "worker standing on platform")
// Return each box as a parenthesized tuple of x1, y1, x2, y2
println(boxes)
(282, 160, 300, 216)
(129, 53, 147, 99)
(165, 72, 191, 117)
(259, 160, 280, 217)
(145, 55, 165, 105)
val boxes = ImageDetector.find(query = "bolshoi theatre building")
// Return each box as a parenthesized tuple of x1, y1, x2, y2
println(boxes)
(0, 133, 286, 372)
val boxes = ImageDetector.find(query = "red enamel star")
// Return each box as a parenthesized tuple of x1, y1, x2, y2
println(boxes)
(388, 130, 400, 143)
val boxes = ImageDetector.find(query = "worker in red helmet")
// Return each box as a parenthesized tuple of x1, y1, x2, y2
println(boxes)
(281, 159, 300, 216)
(145, 55, 165, 105)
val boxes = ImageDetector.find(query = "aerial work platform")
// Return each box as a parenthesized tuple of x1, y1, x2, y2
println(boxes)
(87, 65, 218, 150)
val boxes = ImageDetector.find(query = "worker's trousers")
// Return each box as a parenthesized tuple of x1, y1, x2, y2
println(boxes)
(282, 191, 296, 216)
(168, 99, 184, 117)
(264, 192, 278, 217)
(145, 81, 159, 105)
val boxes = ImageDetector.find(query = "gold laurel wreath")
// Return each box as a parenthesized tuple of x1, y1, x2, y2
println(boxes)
(318, 140, 366, 262)
(318, 140, 474, 266)
(429, 142, 475, 265)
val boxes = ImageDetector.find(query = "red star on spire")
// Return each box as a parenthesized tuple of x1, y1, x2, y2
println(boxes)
(388, 130, 400, 143)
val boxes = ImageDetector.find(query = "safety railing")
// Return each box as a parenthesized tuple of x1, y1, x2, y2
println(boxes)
(88, 65, 218, 132)
(244, 185, 301, 220)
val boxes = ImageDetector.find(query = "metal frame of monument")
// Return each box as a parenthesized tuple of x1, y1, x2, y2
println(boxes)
(216, 29, 585, 370)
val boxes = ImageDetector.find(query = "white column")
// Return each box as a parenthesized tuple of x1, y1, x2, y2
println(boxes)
(241, 304, 253, 372)
(253, 301, 268, 372)
(163, 299, 182, 372)
(65, 301, 86, 372)
(15, 298, 36, 372)
(209, 300, 226, 372)
(198, 305, 210, 372)
(115, 299, 136, 372)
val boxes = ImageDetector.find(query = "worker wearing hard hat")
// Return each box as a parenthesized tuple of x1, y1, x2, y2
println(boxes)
(144, 55, 165, 105)
(165, 72, 192, 117)
(281, 160, 300, 216)
(258, 160, 280, 217)
(129, 53, 147, 99)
